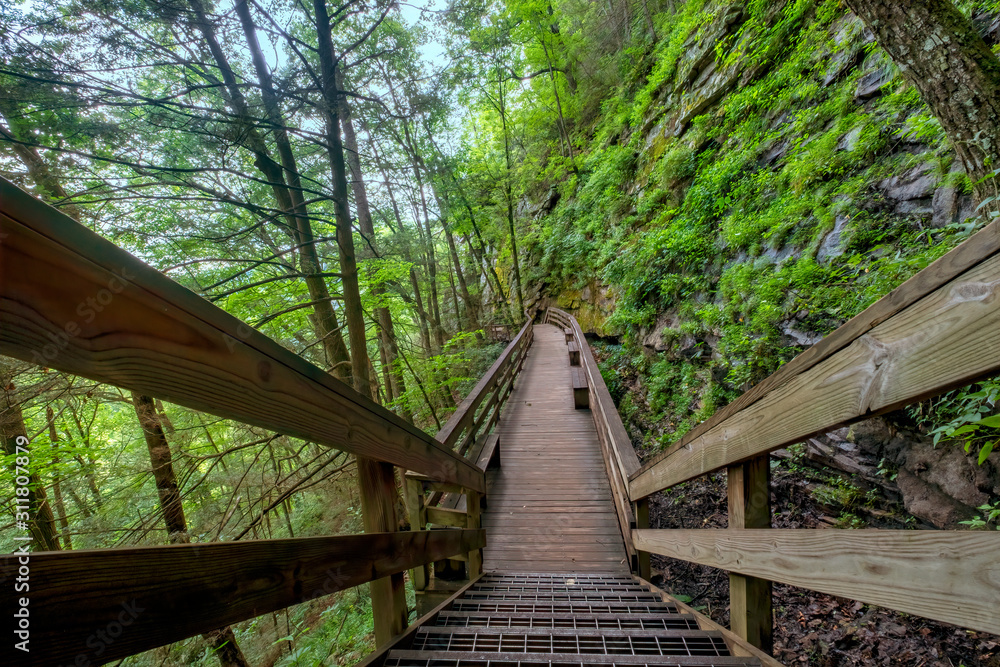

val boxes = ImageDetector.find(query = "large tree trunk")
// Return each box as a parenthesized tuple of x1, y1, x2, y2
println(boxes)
(133, 392, 188, 541)
(313, 0, 371, 400)
(132, 392, 251, 667)
(312, 0, 405, 645)
(844, 0, 1000, 205)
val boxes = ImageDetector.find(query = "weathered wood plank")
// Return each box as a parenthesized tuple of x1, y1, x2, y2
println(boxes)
(635, 218, 1000, 489)
(466, 492, 483, 577)
(0, 529, 485, 666)
(403, 476, 429, 591)
(483, 324, 628, 573)
(551, 308, 641, 478)
(426, 506, 468, 528)
(727, 457, 772, 652)
(633, 528, 1000, 636)
(547, 308, 640, 570)
(630, 249, 1000, 498)
(357, 458, 408, 644)
(0, 179, 483, 492)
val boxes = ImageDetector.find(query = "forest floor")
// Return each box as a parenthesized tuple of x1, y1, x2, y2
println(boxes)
(646, 467, 1000, 667)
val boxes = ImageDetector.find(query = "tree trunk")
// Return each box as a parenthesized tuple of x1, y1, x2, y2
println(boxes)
(0, 372, 61, 552)
(428, 183, 477, 329)
(402, 122, 446, 349)
(421, 122, 510, 313)
(844, 0, 1000, 205)
(313, 0, 371, 400)
(410, 267, 434, 353)
(190, 0, 351, 381)
(46, 407, 72, 550)
(132, 392, 250, 667)
(133, 392, 188, 541)
(338, 72, 411, 420)
(312, 0, 406, 644)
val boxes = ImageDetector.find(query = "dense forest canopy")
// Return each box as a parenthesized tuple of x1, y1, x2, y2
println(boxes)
(2, 0, 1000, 663)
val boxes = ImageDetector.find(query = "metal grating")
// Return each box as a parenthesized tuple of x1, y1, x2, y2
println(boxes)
(473, 584, 650, 594)
(412, 630, 730, 657)
(451, 601, 678, 614)
(436, 613, 699, 631)
(463, 592, 664, 603)
(384, 654, 760, 667)
(383, 572, 762, 667)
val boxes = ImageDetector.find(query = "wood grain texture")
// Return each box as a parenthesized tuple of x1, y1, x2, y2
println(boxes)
(548, 308, 641, 562)
(550, 308, 641, 479)
(638, 218, 1000, 477)
(357, 458, 408, 644)
(633, 528, 1000, 636)
(630, 248, 1000, 498)
(0, 529, 485, 666)
(727, 458, 773, 652)
(482, 324, 628, 573)
(0, 179, 483, 492)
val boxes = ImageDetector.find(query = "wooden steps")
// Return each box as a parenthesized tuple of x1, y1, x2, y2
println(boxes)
(378, 572, 761, 666)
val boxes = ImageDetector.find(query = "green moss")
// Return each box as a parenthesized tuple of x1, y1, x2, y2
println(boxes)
(513, 0, 999, 448)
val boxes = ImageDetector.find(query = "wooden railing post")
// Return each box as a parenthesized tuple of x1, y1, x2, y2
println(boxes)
(466, 491, 483, 577)
(357, 458, 408, 645)
(727, 456, 773, 652)
(633, 498, 651, 580)
(404, 474, 430, 591)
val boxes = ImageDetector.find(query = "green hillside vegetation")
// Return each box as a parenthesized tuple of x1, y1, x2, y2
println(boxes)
(1, 0, 999, 663)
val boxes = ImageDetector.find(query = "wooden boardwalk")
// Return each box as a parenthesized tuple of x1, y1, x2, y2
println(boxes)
(482, 323, 628, 573)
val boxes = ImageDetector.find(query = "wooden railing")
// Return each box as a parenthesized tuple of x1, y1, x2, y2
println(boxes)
(543, 307, 648, 577)
(405, 319, 533, 591)
(621, 216, 1000, 648)
(0, 176, 488, 664)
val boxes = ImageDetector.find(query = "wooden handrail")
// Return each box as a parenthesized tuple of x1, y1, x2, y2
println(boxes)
(0, 529, 485, 665)
(0, 177, 484, 493)
(612, 218, 1000, 649)
(630, 216, 1000, 499)
(435, 318, 533, 451)
(633, 529, 1000, 636)
(405, 320, 532, 592)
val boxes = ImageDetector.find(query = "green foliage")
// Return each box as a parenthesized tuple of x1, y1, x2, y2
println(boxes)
(910, 380, 1000, 466)
(959, 501, 1000, 530)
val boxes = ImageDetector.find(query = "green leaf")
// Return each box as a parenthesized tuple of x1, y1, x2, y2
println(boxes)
(976, 414, 1000, 429)
(978, 439, 996, 466)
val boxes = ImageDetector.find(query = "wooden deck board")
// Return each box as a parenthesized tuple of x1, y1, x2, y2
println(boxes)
(483, 324, 629, 573)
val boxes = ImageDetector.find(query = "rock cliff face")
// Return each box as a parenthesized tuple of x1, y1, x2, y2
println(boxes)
(794, 417, 1000, 527)
(520, 0, 1000, 525)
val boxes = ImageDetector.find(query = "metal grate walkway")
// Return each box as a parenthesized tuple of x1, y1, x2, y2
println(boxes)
(383, 573, 761, 667)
